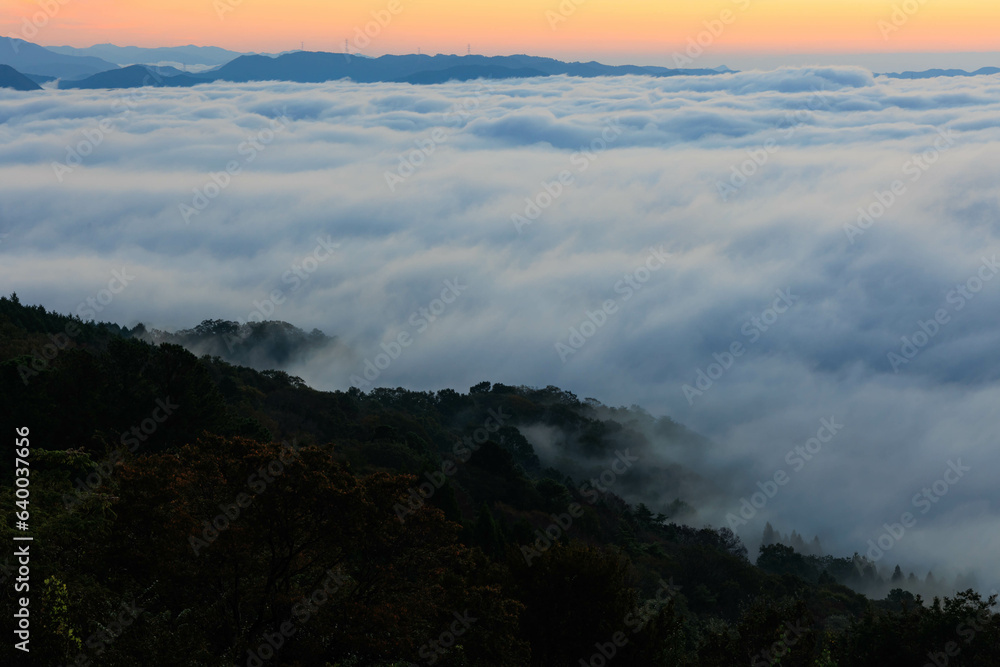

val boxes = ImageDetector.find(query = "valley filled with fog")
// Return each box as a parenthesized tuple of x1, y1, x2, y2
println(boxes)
(2, 66, 999, 591)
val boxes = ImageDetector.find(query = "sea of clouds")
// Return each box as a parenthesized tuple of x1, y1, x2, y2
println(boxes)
(2, 67, 999, 586)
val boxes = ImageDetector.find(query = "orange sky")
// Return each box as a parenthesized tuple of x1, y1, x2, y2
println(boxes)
(2, 0, 998, 59)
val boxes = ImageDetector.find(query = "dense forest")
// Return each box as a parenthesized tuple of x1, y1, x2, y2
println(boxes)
(1, 293, 998, 666)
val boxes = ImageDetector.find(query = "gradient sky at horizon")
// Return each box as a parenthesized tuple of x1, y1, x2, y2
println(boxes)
(2, 0, 998, 63)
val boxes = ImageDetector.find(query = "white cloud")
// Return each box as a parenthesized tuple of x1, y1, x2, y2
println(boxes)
(3, 68, 1000, 585)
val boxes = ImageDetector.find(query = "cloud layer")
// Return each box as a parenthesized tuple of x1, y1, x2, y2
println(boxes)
(2, 67, 1000, 588)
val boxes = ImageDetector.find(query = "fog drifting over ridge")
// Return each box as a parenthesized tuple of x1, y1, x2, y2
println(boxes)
(1, 67, 999, 588)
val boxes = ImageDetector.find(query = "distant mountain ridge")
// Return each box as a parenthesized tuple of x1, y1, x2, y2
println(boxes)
(0, 38, 119, 79)
(0, 64, 42, 91)
(11, 39, 1000, 90)
(203, 51, 725, 84)
(44, 43, 249, 68)
(59, 64, 205, 89)
(883, 66, 1000, 79)
(0, 39, 738, 89)
(398, 65, 550, 84)
(53, 50, 727, 89)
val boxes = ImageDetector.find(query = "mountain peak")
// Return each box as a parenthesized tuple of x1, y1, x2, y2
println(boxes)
(0, 64, 42, 91)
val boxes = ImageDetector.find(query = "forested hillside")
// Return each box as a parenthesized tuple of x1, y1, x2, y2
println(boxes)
(1, 294, 998, 666)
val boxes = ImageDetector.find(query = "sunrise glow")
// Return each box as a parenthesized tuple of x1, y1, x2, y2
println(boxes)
(2, 0, 997, 57)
